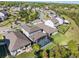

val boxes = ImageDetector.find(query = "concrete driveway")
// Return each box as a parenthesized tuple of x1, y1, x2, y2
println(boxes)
(0, 27, 12, 35)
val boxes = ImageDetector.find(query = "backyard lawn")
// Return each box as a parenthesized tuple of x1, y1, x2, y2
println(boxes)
(52, 15, 79, 45)
(52, 33, 70, 45)
(16, 51, 35, 58)
(0, 34, 4, 40)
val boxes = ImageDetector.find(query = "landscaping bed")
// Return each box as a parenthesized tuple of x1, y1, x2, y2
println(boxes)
(57, 24, 70, 34)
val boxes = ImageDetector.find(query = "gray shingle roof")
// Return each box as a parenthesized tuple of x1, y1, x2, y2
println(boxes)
(51, 18, 59, 25)
(5, 31, 31, 52)
(21, 24, 42, 34)
(36, 23, 57, 35)
(2, 11, 8, 16)
(29, 31, 47, 41)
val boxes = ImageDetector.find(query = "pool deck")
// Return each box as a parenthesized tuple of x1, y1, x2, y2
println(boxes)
(41, 42, 53, 49)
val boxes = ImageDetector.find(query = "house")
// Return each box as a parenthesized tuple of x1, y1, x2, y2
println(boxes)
(64, 7, 69, 10)
(32, 19, 44, 25)
(20, 24, 50, 47)
(32, 19, 57, 28)
(22, 7, 27, 10)
(27, 6, 32, 10)
(30, 31, 50, 47)
(5, 31, 31, 56)
(51, 18, 60, 27)
(44, 20, 56, 28)
(43, 10, 61, 26)
(10, 6, 21, 12)
(20, 24, 43, 38)
(64, 20, 70, 24)
(29, 31, 46, 42)
(0, 7, 4, 10)
(55, 16, 64, 25)
(0, 11, 8, 22)
(34, 23, 58, 36)
(32, 19, 58, 36)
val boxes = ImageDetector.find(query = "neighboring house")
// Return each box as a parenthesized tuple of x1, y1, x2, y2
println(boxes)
(22, 7, 27, 10)
(44, 20, 56, 28)
(64, 7, 69, 10)
(32, 19, 44, 25)
(55, 16, 64, 25)
(32, 19, 58, 28)
(0, 11, 8, 22)
(34, 23, 58, 36)
(5, 31, 31, 56)
(20, 24, 50, 47)
(27, 6, 32, 10)
(35, 7, 40, 11)
(32, 19, 58, 36)
(44, 10, 62, 26)
(30, 31, 50, 47)
(64, 20, 70, 24)
(0, 7, 4, 10)
(38, 8, 64, 27)
(20, 24, 43, 38)
(51, 18, 60, 27)
(10, 6, 21, 12)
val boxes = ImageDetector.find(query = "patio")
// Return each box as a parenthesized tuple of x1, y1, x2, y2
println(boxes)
(16, 46, 32, 56)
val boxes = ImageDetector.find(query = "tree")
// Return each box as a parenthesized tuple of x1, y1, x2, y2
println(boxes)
(19, 9, 38, 23)
(55, 51, 61, 58)
(60, 46, 70, 58)
(68, 40, 79, 57)
(53, 44, 61, 58)
(19, 10, 28, 18)
(49, 49, 54, 58)
(32, 44, 40, 52)
(42, 50, 48, 58)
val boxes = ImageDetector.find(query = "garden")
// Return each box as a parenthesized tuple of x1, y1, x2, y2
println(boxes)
(57, 24, 70, 34)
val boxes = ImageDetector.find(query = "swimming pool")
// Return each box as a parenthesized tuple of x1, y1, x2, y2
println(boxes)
(38, 37, 50, 47)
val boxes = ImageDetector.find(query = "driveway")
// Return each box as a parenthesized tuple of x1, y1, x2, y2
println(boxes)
(0, 27, 12, 35)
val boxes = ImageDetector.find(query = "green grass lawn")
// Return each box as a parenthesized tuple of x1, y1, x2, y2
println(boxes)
(61, 15, 79, 44)
(0, 20, 12, 27)
(16, 51, 35, 58)
(52, 15, 79, 45)
(52, 33, 70, 45)
(43, 42, 56, 50)
(0, 34, 4, 40)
